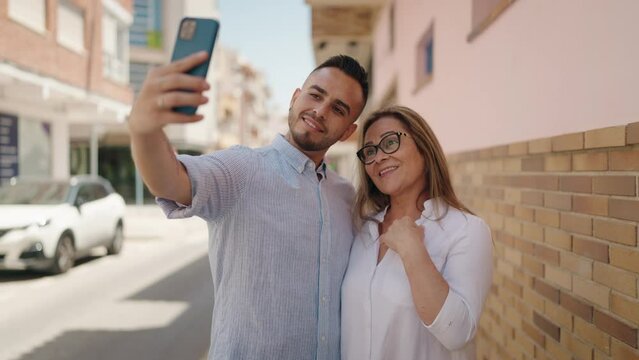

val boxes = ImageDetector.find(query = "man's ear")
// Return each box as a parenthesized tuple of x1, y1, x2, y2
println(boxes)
(289, 88, 301, 108)
(339, 123, 358, 142)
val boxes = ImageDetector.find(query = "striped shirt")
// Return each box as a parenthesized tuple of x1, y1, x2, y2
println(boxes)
(158, 134, 355, 360)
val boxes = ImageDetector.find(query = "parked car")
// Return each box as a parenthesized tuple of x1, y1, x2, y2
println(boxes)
(0, 176, 126, 274)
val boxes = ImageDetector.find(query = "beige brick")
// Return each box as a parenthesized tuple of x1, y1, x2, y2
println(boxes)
(552, 132, 585, 152)
(611, 338, 639, 360)
(573, 152, 608, 171)
(593, 262, 637, 297)
(585, 126, 627, 149)
(491, 145, 508, 158)
(497, 258, 515, 278)
(546, 300, 573, 330)
(534, 244, 560, 265)
(504, 188, 522, 203)
(610, 292, 639, 326)
(534, 278, 559, 303)
(504, 217, 522, 237)
(522, 190, 544, 206)
(545, 228, 572, 250)
(508, 141, 528, 156)
(593, 350, 611, 360)
(627, 122, 639, 145)
(561, 329, 594, 360)
(546, 337, 573, 360)
(534, 311, 561, 341)
(523, 222, 544, 243)
(536, 208, 560, 227)
(516, 238, 535, 255)
(593, 218, 637, 246)
(545, 154, 572, 172)
(573, 236, 609, 263)
(523, 286, 545, 313)
(573, 195, 609, 216)
(514, 205, 535, 221)
(574, 316, 611, 354)
(609, 198, 639, 222)
(504, 246, 522, 266)
(561, 251, 593, 278)
(544, 192, 573, 210)
(545, 265, 572, 290)
(573, 276, 610, 309)
(529, 138, 552, 154)
(523, 156, 545, 172)
(609, 149, 639, 171)
(515, 328, 537, 356)
(593, 176, 637, 196)
(523, 255, 545, 277)
(561, 213, 593, 236)
(503, 158, 522, 172)
(609, 246, 639, 274)
(522, 319, 545, 347)
(560, 176, 593, 194)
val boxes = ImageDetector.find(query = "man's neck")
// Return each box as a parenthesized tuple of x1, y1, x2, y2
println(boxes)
(284, 133, 327, 168)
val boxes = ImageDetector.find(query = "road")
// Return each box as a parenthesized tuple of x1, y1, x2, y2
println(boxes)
(0, 210, 212, 360)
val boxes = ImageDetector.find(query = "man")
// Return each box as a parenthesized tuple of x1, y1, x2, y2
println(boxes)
(128, 52, 368, 360)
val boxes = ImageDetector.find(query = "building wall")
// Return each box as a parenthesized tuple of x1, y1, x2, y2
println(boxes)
(0, 0, 133, 104)
(371, 0, 639, 153)
(448, 121, 639, 359)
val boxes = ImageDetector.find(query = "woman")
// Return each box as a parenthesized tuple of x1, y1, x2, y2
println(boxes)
(341, 106, 493, 360)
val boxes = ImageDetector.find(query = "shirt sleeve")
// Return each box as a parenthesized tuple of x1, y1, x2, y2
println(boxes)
(156, 146, 257, 222)
(423, 216, 494, 350)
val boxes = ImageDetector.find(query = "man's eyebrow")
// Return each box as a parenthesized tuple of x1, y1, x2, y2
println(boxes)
(309, 85, 351, 115)
(364, 131, 396, 145)
(309, 85, 327, 95)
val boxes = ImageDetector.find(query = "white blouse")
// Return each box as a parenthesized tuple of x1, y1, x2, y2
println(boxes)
(341, 199, 493, 360)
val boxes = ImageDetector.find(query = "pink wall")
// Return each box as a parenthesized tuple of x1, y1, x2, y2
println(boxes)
(371, 0, 639, 153)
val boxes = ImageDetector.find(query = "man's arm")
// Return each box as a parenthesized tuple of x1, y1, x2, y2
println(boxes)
(128, 52, 211, 205)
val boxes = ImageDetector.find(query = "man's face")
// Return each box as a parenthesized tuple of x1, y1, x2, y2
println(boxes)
(287, 67, 365, 153)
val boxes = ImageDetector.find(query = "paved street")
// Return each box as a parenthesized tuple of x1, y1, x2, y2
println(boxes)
(0, 206, 212, 360)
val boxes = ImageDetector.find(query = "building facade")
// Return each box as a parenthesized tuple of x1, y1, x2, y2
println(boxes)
(0, 0, 133, 184)
(307, 1, 639, 359)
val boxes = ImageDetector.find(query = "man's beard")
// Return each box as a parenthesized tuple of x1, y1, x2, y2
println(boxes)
(288, 110, 332, 152)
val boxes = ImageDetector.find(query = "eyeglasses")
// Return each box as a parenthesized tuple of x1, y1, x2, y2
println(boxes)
(356, 132, 407, 165)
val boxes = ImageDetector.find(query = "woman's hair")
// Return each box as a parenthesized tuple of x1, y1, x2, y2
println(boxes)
(353, 105, 473, 226)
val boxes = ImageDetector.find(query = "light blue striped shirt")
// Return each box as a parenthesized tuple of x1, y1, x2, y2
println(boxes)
(158, 135, 355, 360)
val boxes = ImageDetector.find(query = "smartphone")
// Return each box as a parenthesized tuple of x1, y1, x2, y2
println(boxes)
(170, 17, 220, 115)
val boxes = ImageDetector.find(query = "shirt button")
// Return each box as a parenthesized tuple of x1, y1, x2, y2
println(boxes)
(321, 335, 326, 342)
(321, 257, 326, 263)
(321, 296, 327, 303)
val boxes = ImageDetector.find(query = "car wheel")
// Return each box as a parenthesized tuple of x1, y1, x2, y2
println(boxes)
(51, 234, 75, 274)
(107, 224, 124, 255)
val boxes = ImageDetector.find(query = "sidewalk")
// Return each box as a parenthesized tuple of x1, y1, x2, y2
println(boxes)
(124, 205, 208, 242)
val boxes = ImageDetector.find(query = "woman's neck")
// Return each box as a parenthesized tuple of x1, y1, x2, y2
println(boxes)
(386, 190, 429, 222)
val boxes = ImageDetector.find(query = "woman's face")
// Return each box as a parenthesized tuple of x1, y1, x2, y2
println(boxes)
(362, 116, 426, 199)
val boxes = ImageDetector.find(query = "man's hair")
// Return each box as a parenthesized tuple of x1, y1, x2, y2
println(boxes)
(313, 55, 369, 103)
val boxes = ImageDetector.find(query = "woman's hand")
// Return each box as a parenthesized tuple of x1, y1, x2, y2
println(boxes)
(380, 216, 426, 259)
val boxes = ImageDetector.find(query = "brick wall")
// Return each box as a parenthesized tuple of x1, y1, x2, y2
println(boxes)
(448, 122, 639, 359)
(0, 0, 132, 103)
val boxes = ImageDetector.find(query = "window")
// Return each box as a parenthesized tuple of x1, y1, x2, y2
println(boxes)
(102, 12, 129, 83)
(8, 0, 46, 34)
(468, 0, 517, 42)
(415, 23, 434, 92)
(130, 0, 163, 49)
(57, 1, 85, 53)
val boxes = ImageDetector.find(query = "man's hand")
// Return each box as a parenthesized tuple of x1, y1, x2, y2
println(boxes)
(128, 51, 211, 135)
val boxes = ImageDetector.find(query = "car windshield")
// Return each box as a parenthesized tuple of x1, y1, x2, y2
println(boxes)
(0, 181, 70, 205)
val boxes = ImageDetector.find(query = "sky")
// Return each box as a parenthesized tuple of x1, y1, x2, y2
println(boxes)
(217, 0, 316, 114)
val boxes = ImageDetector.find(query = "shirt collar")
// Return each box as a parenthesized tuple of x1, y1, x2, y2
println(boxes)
(272, 134, 327, 176)
(359, 198, 443, 247)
